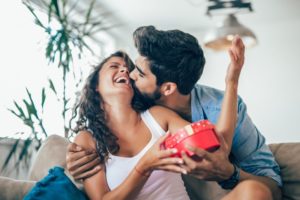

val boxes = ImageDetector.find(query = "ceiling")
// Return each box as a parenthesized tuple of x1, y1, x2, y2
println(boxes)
(98, 0, 300, 46)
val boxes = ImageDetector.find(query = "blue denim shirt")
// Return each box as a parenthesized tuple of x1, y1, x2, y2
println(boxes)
(191, 84, 282, 187)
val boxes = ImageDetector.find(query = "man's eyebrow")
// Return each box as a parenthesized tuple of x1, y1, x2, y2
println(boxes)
(110, 62, 121, 65)
(135, 65, 146, 75)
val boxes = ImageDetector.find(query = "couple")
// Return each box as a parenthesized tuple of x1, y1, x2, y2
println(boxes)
(68, 26, 282, 200)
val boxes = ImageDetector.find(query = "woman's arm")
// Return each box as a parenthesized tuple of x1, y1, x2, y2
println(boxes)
(214, 37, 244, 149)
(74, 131, 181, 200)
(73, 131, 110, 200)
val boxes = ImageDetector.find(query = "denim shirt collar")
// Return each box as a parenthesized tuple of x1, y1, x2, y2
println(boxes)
(191, 86, 206, 122)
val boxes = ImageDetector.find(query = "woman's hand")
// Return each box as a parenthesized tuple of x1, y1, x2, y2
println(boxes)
(136, 132, 186, 176)
(226, 35, 245, 85)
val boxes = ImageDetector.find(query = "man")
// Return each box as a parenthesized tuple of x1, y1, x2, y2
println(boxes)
(67, 26, 282, 199)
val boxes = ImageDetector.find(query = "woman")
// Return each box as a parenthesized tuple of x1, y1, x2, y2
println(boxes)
(71, 50, 242, 200)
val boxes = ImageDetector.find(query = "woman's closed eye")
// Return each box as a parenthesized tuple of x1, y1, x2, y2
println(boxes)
(110, 65, 118, 69)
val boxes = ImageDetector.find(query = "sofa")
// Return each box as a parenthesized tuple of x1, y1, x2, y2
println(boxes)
(0, 135, 299, 200)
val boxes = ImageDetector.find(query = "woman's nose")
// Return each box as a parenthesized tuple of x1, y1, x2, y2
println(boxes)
(120, 67, 129, 74)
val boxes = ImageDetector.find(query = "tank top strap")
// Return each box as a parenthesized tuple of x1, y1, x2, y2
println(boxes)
(141, 109, 166, 137)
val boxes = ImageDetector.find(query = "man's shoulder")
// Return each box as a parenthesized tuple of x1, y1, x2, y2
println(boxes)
(193, 84, 225, 102)
(193, 84, 244, 106)
(194, 84, 224, 94)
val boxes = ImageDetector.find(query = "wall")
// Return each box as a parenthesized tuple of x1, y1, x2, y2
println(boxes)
(200, 19, 300, 143)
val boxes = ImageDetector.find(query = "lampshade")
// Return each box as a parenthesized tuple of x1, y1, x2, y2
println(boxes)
(204, 14, 257, 51)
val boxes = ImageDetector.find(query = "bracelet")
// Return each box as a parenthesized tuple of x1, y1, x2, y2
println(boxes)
(134, 166, 150, 178)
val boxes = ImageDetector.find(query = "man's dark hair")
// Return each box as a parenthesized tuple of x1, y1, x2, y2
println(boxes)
(133, 26, 205, 95)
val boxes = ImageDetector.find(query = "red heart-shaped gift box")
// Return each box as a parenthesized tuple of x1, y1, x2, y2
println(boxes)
(163, 120, 220, 158)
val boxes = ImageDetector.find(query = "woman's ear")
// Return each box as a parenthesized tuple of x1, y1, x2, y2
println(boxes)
(161, 82, 177, 96)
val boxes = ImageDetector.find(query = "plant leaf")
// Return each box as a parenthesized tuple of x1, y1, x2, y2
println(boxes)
(41, 88, 46, 108)
(51, 0, 61, 20)
(25, 88, 39, 120)
(1, 139, 20, 172)
(48, 79, 57, 96)
(16, 138, 32, 166)
(23, 2, 47, 30)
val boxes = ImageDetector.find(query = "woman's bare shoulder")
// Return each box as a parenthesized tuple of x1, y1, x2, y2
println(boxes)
(149, 105, 178, 117)
(74, 130, 96, 150)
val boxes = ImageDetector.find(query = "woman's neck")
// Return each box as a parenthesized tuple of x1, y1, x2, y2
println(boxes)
(103, 100, 140, 136)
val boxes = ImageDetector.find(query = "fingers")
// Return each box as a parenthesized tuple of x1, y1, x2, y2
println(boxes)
(215, 132, 230, 154)
(185, 144, 212, 161)
(180, 151, 200, 173)
(232, 35, 245, 58)
(157, 131, 171, 145)
(67, 149, 95, 163)
(157, 165, 187, 174)
(73, 165, 102, 180)
(67, 152, 98, 171)
(67, 142, 82, 152)
(72, 157, 101, 177)
(157, 157, 183, 165)
(228, 49, 236, 62)
(154, 157, 186, 174)
(157, 148, 178, 158)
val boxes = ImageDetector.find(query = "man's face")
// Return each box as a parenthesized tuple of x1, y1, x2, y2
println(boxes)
(129, 55, 161, 103)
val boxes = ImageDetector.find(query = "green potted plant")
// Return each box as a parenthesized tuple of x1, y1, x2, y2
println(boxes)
(2, 0, 113, 175)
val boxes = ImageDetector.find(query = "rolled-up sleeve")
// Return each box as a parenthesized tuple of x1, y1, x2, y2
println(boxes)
(231, 97, 282, 187)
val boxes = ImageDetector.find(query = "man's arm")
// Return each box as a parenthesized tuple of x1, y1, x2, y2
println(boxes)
(182, 141, 281, 194)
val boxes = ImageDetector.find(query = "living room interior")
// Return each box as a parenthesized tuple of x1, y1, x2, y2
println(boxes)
(0, 0, 299, 199)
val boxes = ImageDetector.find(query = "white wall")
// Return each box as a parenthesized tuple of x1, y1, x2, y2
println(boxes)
(200, 19, 300, 144)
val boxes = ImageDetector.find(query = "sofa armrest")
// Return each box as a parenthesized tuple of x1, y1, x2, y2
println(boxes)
(0, 176, 36, 200)
(28, 134, 83, 190)
(28, 135, 70, 181)
(269, 143, 300, 200)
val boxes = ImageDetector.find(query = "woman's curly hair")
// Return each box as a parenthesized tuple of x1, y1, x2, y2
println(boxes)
(70, 51, 150, 163)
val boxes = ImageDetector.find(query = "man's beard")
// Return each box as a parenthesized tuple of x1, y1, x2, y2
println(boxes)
(131, 82, 161, 109)
(141, 87, 161, 105)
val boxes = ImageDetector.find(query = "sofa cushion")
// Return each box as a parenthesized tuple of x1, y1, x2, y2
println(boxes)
(0, 176, 35, 200)
(269, 143, 300, 200)
(27, 135, 300, 200)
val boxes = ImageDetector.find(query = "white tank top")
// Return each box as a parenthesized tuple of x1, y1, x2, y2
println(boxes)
(106, 110, 190, 200)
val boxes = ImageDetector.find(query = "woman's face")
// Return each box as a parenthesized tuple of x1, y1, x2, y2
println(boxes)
(97, 56, 133, 102)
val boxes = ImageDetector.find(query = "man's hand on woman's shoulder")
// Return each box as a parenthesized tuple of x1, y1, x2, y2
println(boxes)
(66, 142, 102, 180)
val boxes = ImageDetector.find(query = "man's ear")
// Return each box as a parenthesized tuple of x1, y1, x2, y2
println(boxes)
(160, 82, 177, 96)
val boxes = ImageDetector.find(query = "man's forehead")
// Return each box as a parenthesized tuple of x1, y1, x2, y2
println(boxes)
(135, 56, 148, 64)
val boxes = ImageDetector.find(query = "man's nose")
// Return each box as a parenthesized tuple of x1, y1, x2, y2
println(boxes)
(129, 70, 136, 80)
